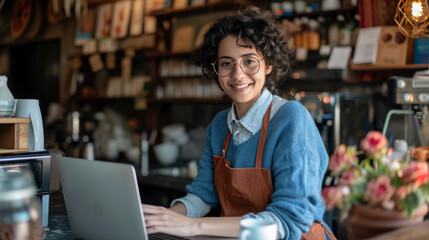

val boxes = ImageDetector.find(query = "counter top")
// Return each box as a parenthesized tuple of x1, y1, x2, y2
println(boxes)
(43, 192, 74, 240)
(43, 192, 232, 240)
(366, 220, 429, 240)
(43, 173, 192, 239)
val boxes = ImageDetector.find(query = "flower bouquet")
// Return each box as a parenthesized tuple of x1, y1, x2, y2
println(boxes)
(322, 131, 429, 230)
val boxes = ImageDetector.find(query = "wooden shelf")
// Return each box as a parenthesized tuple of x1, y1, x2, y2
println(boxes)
(350, 62, 428, 71)
(148, 97, 231, 104)
(149, 0, 251, 18)
(280, 7, 358, 20)
(76, 97, 136, 103)
(145, 51, 193, 58)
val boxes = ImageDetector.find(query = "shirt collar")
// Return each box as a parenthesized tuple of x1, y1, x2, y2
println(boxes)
(227, 88, 273, 135)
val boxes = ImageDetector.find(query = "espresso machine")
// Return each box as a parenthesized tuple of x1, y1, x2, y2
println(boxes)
(387, 75, 429, 148)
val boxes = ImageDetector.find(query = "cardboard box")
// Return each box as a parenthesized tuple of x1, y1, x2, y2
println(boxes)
(376, 26, 414, 65)
(414, 38, 429, 64)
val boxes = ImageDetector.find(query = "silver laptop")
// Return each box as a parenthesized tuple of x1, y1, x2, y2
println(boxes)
(57, 157, 186, 240)
(57, 157, 234, 240)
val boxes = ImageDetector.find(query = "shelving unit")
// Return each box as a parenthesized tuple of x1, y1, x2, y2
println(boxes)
(350, 62, 428, 71)
(149, 0, 252, 18)
(0, 118, 30, 154)
(280, 7, 358, 20)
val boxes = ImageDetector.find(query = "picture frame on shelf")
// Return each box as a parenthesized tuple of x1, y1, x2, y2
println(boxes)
(75, 8, 95, 46)
(95, 3, 113, 39)
(111, 0, 132, 38)
(129, 0, 144, 36)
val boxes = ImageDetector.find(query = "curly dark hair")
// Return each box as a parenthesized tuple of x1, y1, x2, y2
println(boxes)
(191, 6, 294, 94)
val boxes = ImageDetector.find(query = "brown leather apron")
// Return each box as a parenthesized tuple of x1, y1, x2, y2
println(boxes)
(212, 104, 337, 240)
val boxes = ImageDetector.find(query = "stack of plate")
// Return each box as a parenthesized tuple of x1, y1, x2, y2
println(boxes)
(0, 100, 16, 117)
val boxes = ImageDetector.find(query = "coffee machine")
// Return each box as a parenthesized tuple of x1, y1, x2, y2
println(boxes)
(388, 75, 429, 147)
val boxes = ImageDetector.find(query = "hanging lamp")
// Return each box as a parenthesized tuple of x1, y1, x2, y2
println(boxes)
(395, 0, 429, 38)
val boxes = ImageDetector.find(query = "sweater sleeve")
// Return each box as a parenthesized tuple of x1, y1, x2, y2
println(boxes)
(184, 112, 229, 207)
(265, 102, 328, 240)
(171, 193, 211, 218)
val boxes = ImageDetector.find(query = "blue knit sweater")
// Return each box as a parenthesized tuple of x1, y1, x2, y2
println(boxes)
(186, 100, 329, 240)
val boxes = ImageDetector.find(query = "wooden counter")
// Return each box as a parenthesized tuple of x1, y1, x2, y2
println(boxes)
(367, 220, 429, 240)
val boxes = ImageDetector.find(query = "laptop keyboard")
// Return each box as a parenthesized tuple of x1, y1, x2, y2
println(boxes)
(148, 232, 189, 240)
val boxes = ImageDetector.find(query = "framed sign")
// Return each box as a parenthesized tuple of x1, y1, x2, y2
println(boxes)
(95, 3, 113, 38)
(75, 8, 95, 45)
(111, 0, 132, 38)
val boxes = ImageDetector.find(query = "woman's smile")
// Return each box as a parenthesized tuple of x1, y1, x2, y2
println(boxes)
(217, 35, 272, 118)
(230, 83, 253, 91)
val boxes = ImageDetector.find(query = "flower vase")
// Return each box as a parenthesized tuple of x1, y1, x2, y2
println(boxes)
(344, 204, 428, 240)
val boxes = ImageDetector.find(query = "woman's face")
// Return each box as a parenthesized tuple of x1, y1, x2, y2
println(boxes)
(216, 35, 272, 110)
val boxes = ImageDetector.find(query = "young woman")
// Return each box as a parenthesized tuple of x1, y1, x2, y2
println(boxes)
(142, 7, 336, 240)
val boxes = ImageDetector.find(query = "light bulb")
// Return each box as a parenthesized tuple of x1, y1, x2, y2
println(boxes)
(407, 0, 429, 23)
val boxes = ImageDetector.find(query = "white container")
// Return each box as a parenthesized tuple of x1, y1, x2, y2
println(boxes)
(0, 75, 15, 117)
(154, 142, 179, 166)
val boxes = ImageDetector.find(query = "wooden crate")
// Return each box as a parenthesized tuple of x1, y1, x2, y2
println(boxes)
(0, 118, 30, 154)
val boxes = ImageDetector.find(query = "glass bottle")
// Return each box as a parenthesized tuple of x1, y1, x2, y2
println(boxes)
(328, 17, 340, 46)
(0, 170, 43, 240)
(308, 19, 321, 50)
(317, 16, 329, 46)
(301, 17, 310, 49)
(339, 14, 354, 46)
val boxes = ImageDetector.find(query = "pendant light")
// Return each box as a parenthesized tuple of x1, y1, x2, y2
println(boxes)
(395, 0, 429, 38)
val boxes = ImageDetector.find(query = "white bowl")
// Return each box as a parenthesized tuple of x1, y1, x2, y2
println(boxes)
(154, 142, 179, 166)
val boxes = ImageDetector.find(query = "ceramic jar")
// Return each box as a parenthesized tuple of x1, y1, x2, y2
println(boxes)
(0, 75, 14, 101)
(0, 75, 15, 117)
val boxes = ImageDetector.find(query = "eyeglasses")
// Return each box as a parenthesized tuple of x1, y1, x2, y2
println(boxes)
(211, 56, 264, 77)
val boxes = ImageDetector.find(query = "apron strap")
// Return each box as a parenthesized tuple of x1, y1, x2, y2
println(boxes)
(255, 103, 272, 168)
(222, 131, 232, 158)
(221, 103, 272, 164)
(320, 223, 337, 240)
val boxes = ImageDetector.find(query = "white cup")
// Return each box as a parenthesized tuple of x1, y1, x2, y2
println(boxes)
(15, 99, 45, 151)
(239, 219, 278, 240)
(294, 0, 307, 14)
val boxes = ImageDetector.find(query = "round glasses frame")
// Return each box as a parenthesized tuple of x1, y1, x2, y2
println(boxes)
(211, 56, 265, 77)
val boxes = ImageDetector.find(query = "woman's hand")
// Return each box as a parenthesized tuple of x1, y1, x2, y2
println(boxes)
(142, 204, 200, 237)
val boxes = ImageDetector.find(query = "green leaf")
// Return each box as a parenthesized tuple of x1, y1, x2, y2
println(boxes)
(418, 184, 429, 202)
(401, 191, 425, 217)
(363, 160, 377, 178)
(352, 180, 367, 195)
(391, 175, 402, 188)
(378, 162, 389, 175)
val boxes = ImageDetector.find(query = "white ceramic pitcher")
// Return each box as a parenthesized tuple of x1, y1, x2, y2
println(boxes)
(15, 99, 45, 151)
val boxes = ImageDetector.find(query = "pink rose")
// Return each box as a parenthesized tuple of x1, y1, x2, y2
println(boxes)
(340, 168, 358, 185)
(329, 145, 356, 174)
(360, 131, 388, 155)
(364, 176, 395, 206)
(401, 161, 429, 189)
(322, 186, 344, 210)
